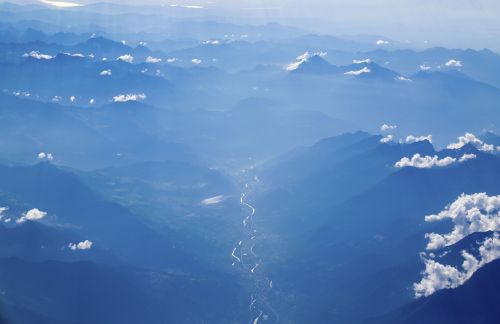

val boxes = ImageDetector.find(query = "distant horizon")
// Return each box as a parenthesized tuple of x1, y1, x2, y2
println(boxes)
(4, 0, 500, 51)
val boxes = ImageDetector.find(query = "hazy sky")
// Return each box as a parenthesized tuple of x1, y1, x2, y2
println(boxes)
(12, 0, 500, 50)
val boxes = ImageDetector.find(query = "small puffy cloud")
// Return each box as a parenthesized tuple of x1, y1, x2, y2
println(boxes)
(380, 135, 394, 143)
(138, 41, 147, 47)
(89, 98, 95, 105)
(52, 96, 62, 102)
(445, 59, 463, 68)
(396, 76, 412, 82)
(395, 154, 457, 169)
(203, 40, 220, 45)
(70, 96, 76, 103)
(68, 240, 93, 251)
(17, 208, 47, 223)
(191, 58, 202, 65)
(166, 58, 178, 63)
(99, 69, 112, 76)
(420, 64, 432, 71)
(23, 51, 53, 60)
(113, 93, 146, 102)
(117, 54, 134, 63)
(13, 91, 30, 97)
(381, 124, 397, 132)
(459, 153, 477, 163)
(38, 152, 54, 161)
(344, 67, 371, 76)
(201, 195, 225, 206)
(0, 207, 8, 221)
(353, 58, 371, 64)
(404, 134, 433, 144)
(447, 133, 494, 152)
(63, 52, 85, 58)
(287, 52, 311, 71)
(286, 51, 327, 71)
(424, 193, 500, 250)
(414, 257, 466, 298)
(145, 56, 162, 63)
(376, 39, 389, 45)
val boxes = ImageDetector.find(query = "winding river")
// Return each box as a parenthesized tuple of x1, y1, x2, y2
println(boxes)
(231, 171, 279, 323)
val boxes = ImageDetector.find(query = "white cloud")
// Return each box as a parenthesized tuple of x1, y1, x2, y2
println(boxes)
(113, 93, 146, 103)
(353, 58, 371, 64)
(203, 40, 221, 45)
(89, 98, 95, 105)
(447, 133, 495, 152)
(395, 154, 456, 169)
(191, 58, 202, 65)
(70, 96, 76, 103)
(404, 134, 433, 144)
(376, 39, 389, 45)
(17, 208, 47, 223)
(169, 4, 204, 9)
(396, 76, 412, 82)
(23, 51, 53, 60)
(381, 124, 397, 132)
(344, 67, 371, 76)
(380, 135, 394, 143)
(117, 54, 134, 63)
(145, 56, 162, 63)
(0, 207, 8, 221)
(459, 153, 477, 163)
(138, 41, 147, 47)
(37, 152, 54, 161)
(13, 91, 30, 97)
(420, 64, 432, 71)
(52, 96, 62, 102)
(201, 195, 225, 206)
(166, 58, 178, 63)
(99, 69, 112, 76)
(424, 193, 500, 250)
(414, 258, 465, 298)
(286, 51, 327, 71)
(68, 240, 93, 251)
(39, 0, 82, 8)
(445, 59, 463, 68)
(63, 52, 85, 58)
(414, 233, 500, 298)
